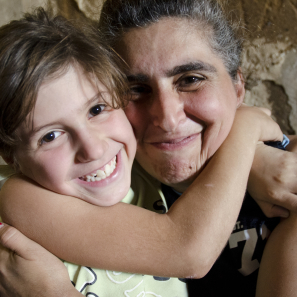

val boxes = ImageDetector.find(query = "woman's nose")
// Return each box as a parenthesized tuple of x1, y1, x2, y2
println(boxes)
(149, 90, 185, 132)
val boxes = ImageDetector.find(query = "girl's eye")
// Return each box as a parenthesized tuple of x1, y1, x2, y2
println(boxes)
(90, 104, 106, 116)
(40, 131, 62, 145)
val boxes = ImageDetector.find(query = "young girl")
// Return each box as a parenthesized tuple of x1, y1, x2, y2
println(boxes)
(0, 7, 284, 297)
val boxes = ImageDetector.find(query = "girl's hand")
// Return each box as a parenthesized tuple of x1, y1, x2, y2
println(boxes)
(248, 142, 297, 218)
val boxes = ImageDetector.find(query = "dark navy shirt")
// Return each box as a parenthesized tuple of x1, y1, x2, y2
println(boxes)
(162, 137, 289, 297)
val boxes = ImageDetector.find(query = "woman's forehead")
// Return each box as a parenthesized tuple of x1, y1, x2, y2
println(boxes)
(118, 18, 225, 78)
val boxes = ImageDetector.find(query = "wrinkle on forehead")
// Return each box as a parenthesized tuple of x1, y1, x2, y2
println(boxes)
(119, 17, 218, 77)
(120, 17, 213, 52)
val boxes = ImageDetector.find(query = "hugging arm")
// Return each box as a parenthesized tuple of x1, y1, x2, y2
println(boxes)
(0, 106, 282, 280)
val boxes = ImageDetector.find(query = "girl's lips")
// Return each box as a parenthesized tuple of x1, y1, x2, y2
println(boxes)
(79, 156, 117, 182)
(76, 152, 122, 186)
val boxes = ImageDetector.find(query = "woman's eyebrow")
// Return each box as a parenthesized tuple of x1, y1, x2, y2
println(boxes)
(166, 61, 217, 77)
(126, 73, 149, 83)
(125, 61, 217, 83)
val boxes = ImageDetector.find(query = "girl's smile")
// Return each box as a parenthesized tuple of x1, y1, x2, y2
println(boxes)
(14, 65, 136, 206)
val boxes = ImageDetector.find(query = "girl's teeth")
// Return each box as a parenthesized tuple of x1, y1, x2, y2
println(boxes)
(105, 164, 111, 176)
(80, 156, 117, 182)
(97, 170, 106, 178)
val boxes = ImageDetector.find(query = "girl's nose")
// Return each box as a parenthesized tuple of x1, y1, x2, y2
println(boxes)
(75, 129, 107, 163)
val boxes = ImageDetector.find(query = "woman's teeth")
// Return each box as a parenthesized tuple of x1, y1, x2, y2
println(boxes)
(79, 156, 117, 182)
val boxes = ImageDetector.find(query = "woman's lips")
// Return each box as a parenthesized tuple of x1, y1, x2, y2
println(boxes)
(150, 133, 201, 150)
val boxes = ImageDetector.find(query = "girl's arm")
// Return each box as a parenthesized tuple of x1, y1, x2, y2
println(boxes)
(248, 136, 297, 217)
(0, 105, 282, 278)
(256, 214, 297, 297)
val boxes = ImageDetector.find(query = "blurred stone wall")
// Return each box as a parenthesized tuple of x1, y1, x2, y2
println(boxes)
(0, 0, 296, 164)
(0, 0, 103, 26)
(227, 0, 297, 135)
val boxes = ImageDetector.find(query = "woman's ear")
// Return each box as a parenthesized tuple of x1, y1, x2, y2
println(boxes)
(235, 69, 245, 107)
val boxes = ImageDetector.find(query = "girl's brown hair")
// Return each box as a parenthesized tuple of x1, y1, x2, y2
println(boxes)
(0, 7, 128, 162)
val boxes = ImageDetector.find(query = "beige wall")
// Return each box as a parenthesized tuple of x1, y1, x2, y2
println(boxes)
(227, 0, 297, 135)
(0, 0, 50, 26)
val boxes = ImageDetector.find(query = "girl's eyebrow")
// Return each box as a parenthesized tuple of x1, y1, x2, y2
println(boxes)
(30, 92, 103, 136)
(30, 121, 61, 136)
(82, 92, 104, 109)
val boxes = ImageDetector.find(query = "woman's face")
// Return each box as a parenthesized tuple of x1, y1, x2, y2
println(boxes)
(14, 65, 136, 206)
(118, 18, 245, 192)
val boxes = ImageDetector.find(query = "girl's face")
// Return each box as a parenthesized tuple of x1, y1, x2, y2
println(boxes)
(14, 65, 136, 206)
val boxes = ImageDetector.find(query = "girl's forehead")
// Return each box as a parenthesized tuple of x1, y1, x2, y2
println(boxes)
(18, 67, 104, 136)
(43, 64, 102, 88)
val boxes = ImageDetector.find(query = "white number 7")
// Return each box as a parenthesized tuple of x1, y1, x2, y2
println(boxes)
(229, 228, 259, 276)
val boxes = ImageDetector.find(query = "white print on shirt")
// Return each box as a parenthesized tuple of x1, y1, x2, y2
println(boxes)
(106, 271, 136, 284)
(106, 271, 162, 297)
(229, 223, 271, 276)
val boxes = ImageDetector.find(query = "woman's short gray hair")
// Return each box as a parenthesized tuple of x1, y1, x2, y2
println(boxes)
(99, 0, 243, 80)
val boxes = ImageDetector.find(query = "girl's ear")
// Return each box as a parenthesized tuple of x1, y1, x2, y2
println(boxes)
(235, 69, 245, 107)
(1, 152, 17, 168)
(1, 156, 13, 165)
(2, 154, 20, 172)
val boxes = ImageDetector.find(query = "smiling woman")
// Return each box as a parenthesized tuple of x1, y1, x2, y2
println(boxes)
(120, 17, 245, 192)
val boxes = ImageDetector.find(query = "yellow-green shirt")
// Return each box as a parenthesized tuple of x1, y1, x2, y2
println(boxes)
(65, 162, 188, 296)
(0, 162, 188, 296)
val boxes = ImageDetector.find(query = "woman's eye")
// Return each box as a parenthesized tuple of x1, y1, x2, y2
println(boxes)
(178, 75, 205, 90)
(183, 76, 200, 84)
(129, 84, 151, 101)
(130, 85, 150, 94)
(40, 131, 62, 144)
(90, 104, 106, 116)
